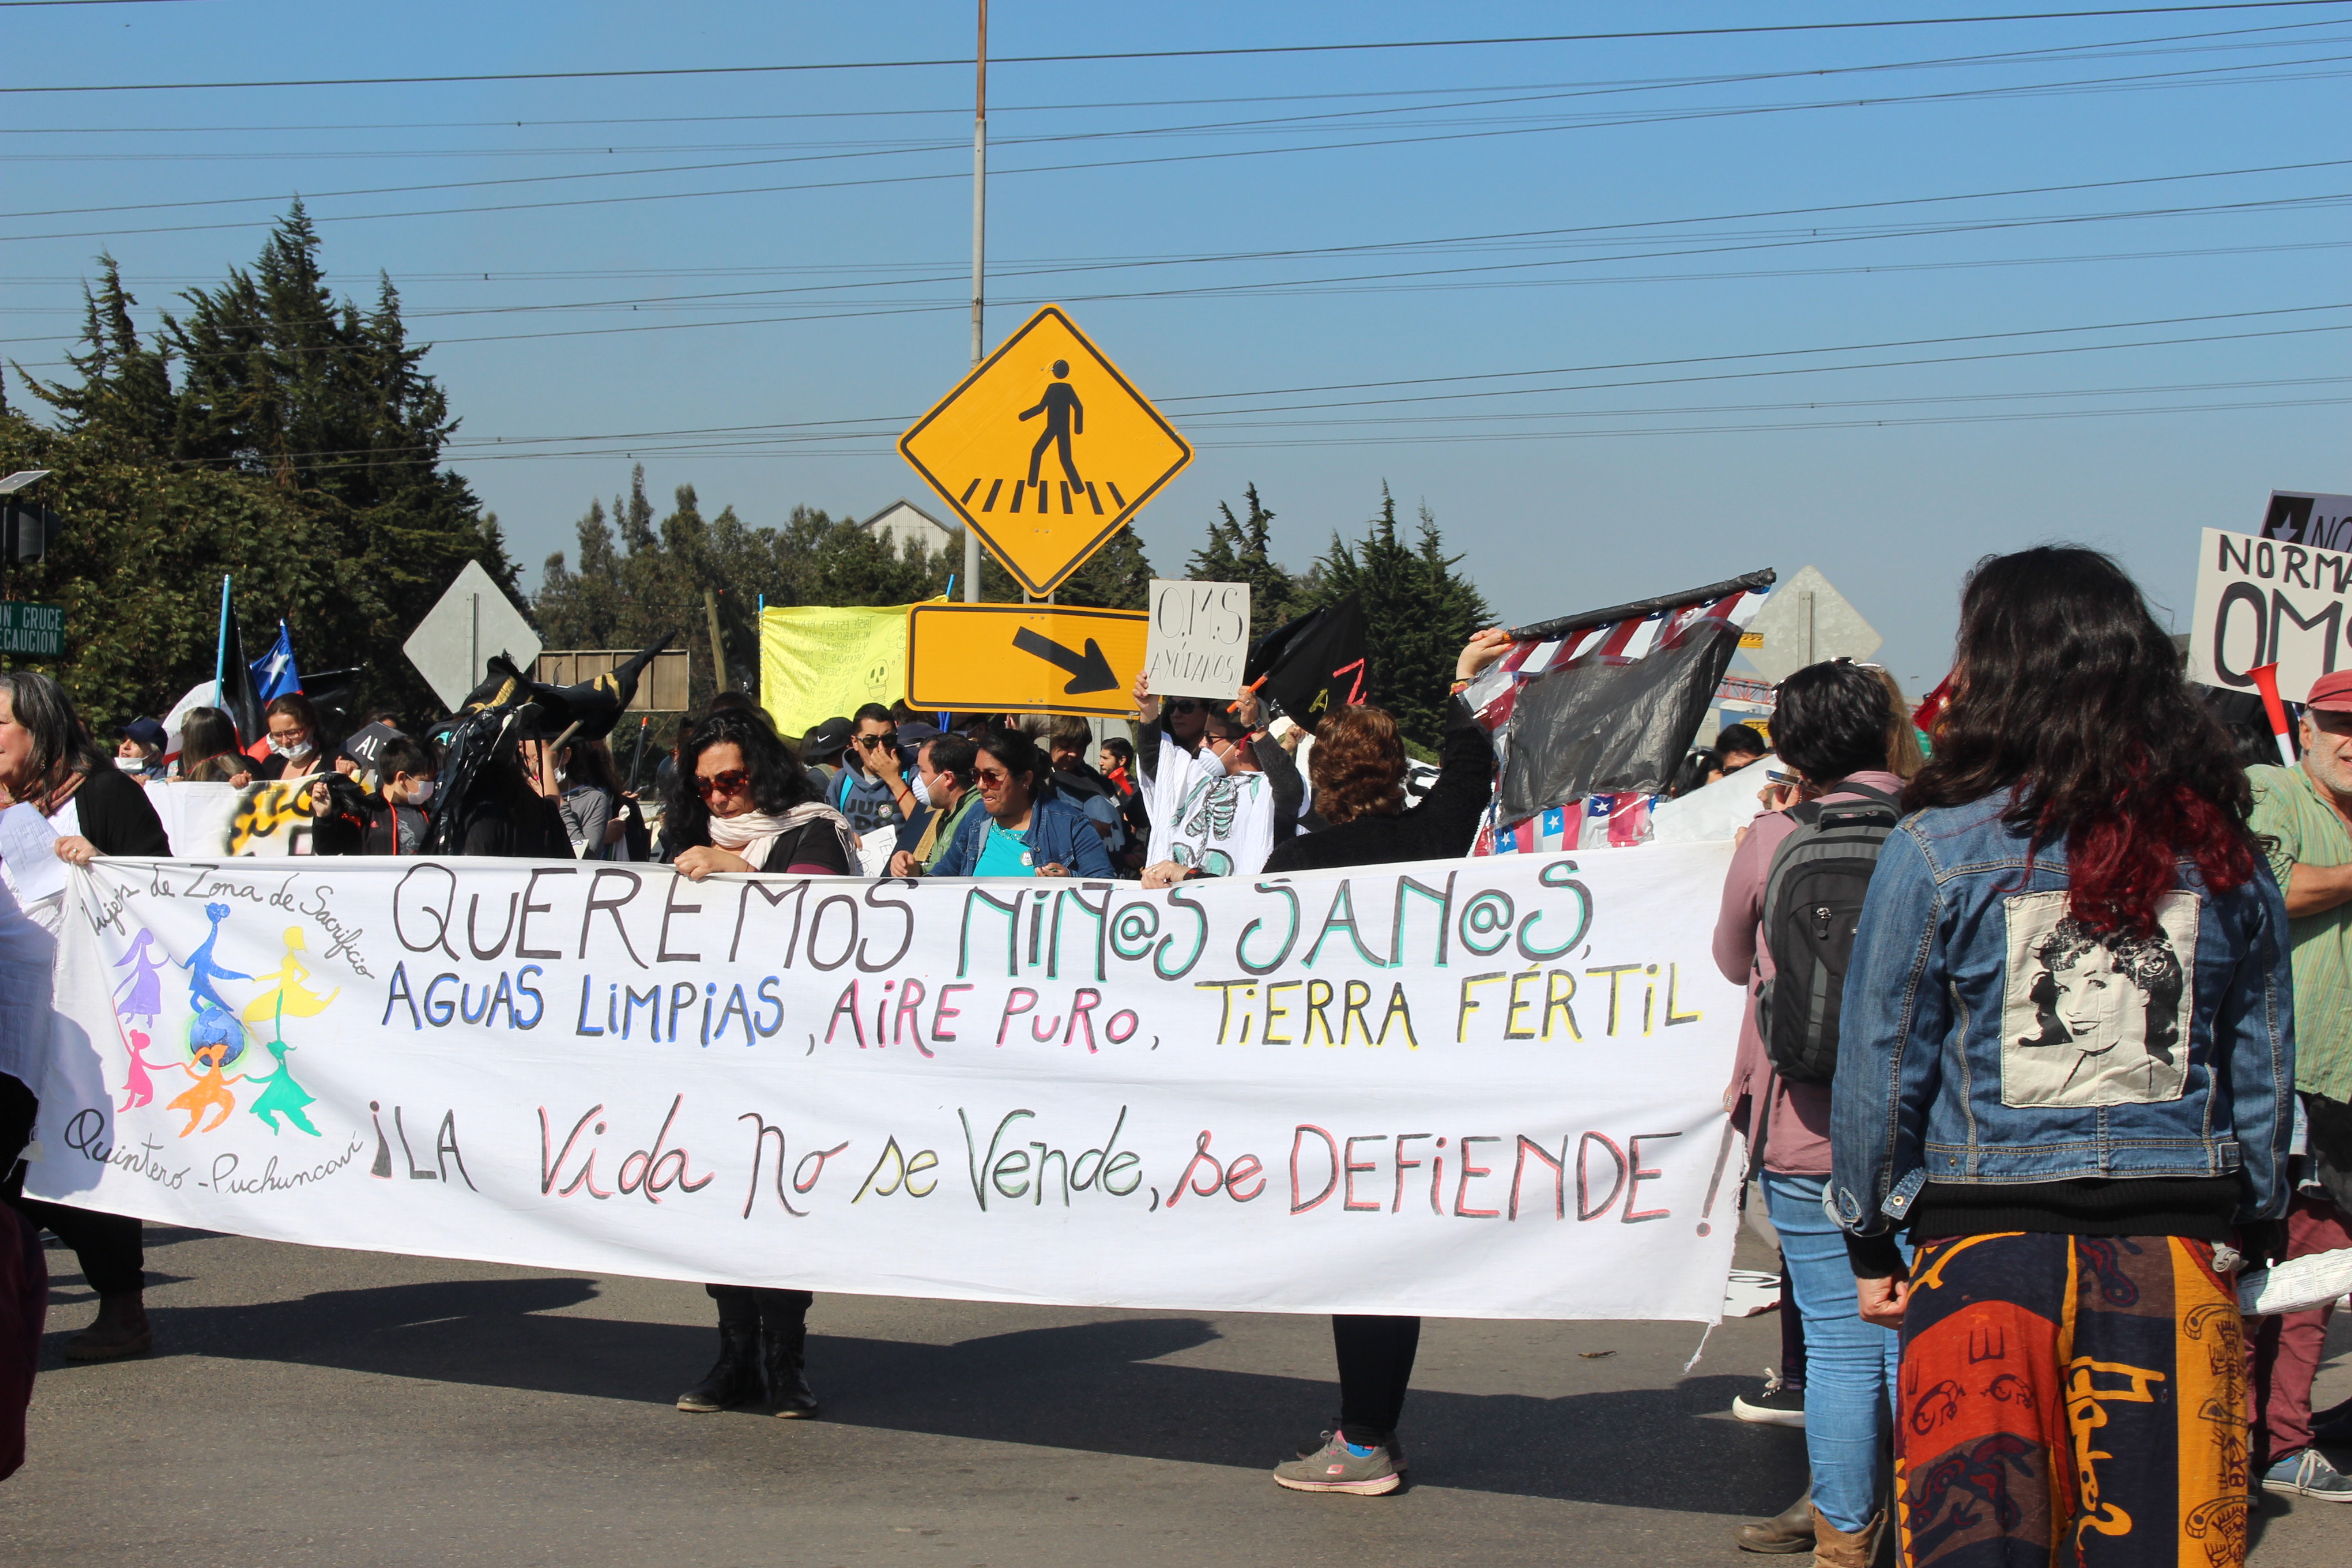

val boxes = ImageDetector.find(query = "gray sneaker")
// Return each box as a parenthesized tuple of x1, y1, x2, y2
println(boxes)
(2262, 1449, 2352, 1502)
(1273, 1432, 1403, 1496)
(1297, 1429, 1408, 1471)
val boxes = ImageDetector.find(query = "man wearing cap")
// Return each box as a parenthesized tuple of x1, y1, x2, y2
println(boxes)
(110, 718, 168, 781)
(800, 716, 853, 800)
(2241, 669, 2352, 1501)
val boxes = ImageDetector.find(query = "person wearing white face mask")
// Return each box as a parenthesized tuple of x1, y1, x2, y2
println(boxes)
(887, 732, 981, 877)
(110, 717, 169, 780)
(1135, 687, 1301, 887)
(359, 735, 438, 856)
(256, 693, 330, 781)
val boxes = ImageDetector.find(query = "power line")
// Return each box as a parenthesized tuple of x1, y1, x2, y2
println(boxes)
(5, 3, 2351, 95)
(6, 46, 2346, 244)
(8, 18, 2346, 140)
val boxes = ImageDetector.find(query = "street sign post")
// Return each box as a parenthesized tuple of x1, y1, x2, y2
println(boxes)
(402, 559, 542, 713)
(1737, 564, 1880, 684)
(905, 602, 1149, 717)
(0, 602, 65, 657)
(898, 304, 1191, 597)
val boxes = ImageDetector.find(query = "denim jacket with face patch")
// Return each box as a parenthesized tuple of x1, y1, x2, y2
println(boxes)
(1827, 789, 2294, 1238)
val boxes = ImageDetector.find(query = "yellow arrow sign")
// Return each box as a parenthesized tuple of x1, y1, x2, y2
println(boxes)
(905, 602, 1149, 718)
(898, 306, 1192, 596)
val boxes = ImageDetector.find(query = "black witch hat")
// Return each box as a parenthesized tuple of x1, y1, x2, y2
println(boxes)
(421, 634, 674, 855)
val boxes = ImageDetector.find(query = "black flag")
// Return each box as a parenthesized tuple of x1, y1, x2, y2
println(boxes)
(1244, 594, 1370, 725)
(217, 597, 266, 747)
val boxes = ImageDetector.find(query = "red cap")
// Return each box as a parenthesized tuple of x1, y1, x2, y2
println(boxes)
(2308, 670, 2352, 711)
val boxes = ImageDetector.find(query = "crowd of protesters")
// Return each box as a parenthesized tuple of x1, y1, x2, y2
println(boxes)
(0, 546, 2347, 1561)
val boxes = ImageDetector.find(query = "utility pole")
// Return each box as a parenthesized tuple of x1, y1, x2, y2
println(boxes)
(964, 0, 986, 605)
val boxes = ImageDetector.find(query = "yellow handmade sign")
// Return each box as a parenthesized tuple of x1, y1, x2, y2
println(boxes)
(898, 306, 1192, 596)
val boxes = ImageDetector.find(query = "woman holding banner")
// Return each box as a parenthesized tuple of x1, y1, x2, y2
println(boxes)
(1833, 548, 2292, 1568)
(662, 708, 858, 1418)
(0, 670, 170, 1363)
(1264, 626, 1509, 1497)
(924, 729, 1115, 881)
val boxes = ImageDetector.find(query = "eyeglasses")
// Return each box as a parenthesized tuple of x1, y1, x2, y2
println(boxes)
(1169, 700, 1204, 714)
(695, 768, 751, 798)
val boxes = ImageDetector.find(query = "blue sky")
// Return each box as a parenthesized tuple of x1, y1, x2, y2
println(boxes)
(6, 1, 2351, 693)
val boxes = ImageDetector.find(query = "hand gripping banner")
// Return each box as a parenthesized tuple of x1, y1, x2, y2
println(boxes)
(24, 849, 1744, 1322)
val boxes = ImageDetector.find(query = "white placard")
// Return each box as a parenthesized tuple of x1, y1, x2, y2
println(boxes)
(2187, 525, 2352, 702)
(1144, 579, 1252, 699)
(24, 847, 1745, 1323)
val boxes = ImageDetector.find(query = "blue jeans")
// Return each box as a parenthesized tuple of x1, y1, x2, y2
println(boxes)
(1764, 1171, 1899, 1535)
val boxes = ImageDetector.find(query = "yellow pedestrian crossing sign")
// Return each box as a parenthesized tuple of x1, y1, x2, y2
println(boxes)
(898, 305, 1192, 597)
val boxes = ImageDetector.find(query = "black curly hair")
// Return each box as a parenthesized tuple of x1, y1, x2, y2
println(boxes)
(662, 710, 817, 849)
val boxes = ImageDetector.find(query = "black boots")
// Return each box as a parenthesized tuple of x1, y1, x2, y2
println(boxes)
(763, 1317, 820, 1419)
(676, 1323, 764, 1413)
(675, 1318, 820, 1417)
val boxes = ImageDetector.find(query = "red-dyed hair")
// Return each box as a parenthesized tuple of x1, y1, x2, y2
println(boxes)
(1904, 548, 2256, 936)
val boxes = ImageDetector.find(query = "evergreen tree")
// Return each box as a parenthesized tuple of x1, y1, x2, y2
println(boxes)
(1308, 485, 1491, 750)
(1188, 483, 1301, 625)
(14, 204, 517, 716)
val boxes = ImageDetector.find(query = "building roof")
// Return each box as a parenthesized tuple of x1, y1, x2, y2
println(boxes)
(860, 497, 953, 535)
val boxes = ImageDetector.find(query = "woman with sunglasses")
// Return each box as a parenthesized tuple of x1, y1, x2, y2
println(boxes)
(659, 711, 860, 1418)
(664, 711, 861, 883)
(924, 728, 1115, 880)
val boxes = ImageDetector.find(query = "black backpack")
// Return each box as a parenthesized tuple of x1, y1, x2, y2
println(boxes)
(1756, 782, 1902, 1085)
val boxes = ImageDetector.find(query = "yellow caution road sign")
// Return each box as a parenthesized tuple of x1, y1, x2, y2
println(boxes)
(905, 602, 1149, 718)
(898, 305, 1192, 596)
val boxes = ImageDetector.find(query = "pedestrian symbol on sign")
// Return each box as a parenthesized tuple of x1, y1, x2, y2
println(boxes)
(1022, 360, 1084, 488)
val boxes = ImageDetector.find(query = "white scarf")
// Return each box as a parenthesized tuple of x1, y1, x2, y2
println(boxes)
(708, 800, 860, 872)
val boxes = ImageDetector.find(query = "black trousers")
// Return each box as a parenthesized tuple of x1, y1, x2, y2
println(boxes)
(0, 1074, 145, 1300)
(706, 1284, 811, 1334)
(1332, 1313, 1420, 1447)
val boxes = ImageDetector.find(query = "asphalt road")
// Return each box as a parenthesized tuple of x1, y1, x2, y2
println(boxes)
(0, 1224, 2344, 1567)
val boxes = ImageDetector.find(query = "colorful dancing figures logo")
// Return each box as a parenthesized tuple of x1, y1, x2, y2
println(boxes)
(111, 904, 339, 1139)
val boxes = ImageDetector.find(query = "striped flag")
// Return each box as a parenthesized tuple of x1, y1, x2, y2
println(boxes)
(1470, 571, 1775, 855)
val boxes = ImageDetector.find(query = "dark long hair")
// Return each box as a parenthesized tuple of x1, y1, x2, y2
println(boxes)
(663, 711, 814, 849)
(0, 670, 110, 798)
(1906, 546, 2254, 935)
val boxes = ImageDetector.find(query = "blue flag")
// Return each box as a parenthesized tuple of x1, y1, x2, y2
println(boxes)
(250, 621, 301, 702)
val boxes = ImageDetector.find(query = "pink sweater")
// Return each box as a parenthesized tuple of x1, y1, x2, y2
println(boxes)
(1710, 770, 1906, 1178)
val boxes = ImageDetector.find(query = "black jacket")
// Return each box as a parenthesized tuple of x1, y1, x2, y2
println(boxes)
(1262, 697, 1492, 874)
(67, 766, 171, 857)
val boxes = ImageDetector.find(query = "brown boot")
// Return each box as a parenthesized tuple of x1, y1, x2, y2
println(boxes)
(1805, 1505, 1882, 1568)
(64, 1291, 152, 1362)
(1736, 1489, 1816, 1554)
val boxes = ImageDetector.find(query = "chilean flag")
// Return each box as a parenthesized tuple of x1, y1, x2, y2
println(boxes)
(250, 621, 301, 702)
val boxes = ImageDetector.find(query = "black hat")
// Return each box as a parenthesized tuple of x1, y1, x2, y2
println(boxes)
(802, 716, 853, 763)
(112, 717, 166, 751)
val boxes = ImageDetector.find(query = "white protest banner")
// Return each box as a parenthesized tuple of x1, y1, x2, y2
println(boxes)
(1145, 579, 1252, 699)
(24, 847, 1743, 1323)
(2187, 525, 2352, 699)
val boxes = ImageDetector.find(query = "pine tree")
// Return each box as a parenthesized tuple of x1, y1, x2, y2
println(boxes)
(1309, 485, 1490, 750)
(16, 203, 518, 716)
(1189, 483, 1301, 625)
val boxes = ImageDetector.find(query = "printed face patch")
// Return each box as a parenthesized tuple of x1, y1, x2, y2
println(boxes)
(1998, 890, 2196, 1108)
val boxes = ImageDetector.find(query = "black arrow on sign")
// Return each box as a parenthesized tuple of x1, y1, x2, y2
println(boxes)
(1013, 625, 1118, 695)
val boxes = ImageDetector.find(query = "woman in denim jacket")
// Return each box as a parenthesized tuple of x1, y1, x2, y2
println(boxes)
(1832, 548, 2293, 1568)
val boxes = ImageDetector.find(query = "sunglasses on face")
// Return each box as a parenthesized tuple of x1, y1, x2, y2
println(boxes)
(695, 769, 751, 798)
(1169, 700, 1204, 715)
